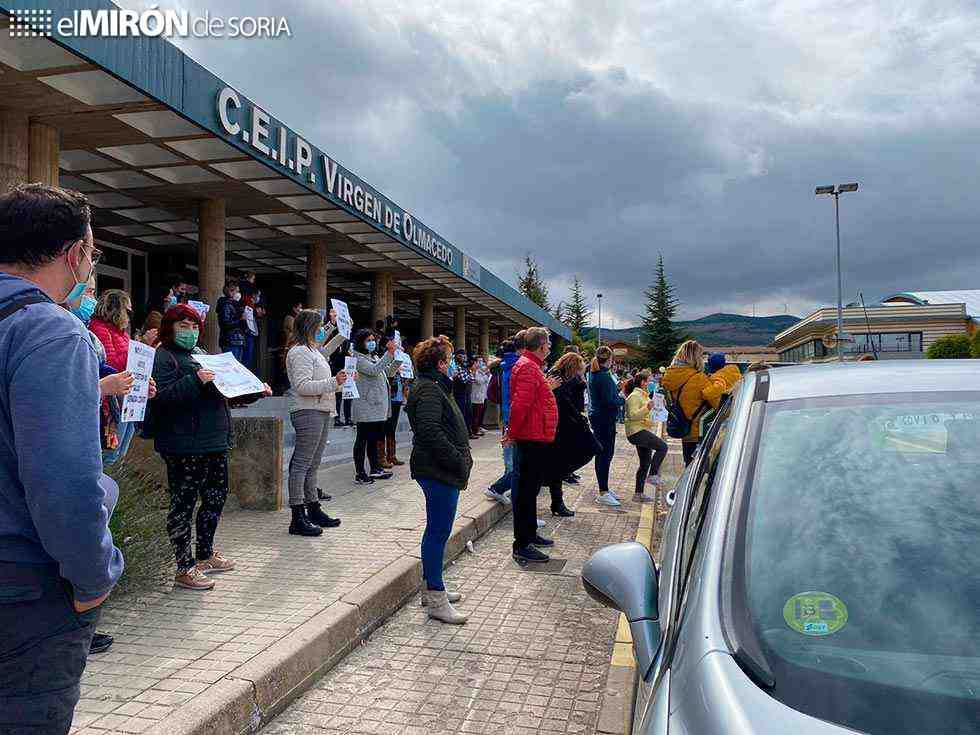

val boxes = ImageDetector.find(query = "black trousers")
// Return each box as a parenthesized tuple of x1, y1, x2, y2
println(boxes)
(513, 441, 549, 549)
(162, 452, 229, 573)
(628, 430, 669, 494)
(548, 478, 566, 510)
(384, 402, 402, 440)
(683, 441, 699, 466)
(354, 421, 385, 476)
(335, 393, 352, 423)
(0, 562, 99, 734)
(592, 418, 617, 493)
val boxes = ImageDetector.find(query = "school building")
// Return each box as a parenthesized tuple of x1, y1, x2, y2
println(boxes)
(0, 1, 570, 380)
(771, 290, 980, 363)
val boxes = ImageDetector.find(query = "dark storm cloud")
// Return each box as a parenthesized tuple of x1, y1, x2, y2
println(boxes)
(125, 0, 980, 323)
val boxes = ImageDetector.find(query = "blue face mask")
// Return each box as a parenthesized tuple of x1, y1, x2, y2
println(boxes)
(168, 294, 179, 309)
(71, 295, 97, 324)
(648, 381, 657, 396)
(315, 327, 327, 343)
(365, 340, 377, 353)
(65, 281, 86, 304)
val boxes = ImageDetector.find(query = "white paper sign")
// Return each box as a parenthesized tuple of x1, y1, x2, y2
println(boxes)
(331, 298, 353, 340)
(342, 356, 359, 399)
(187, 300, 210, 321)
(650, 393, 668, 424)
(394, 330, 402, 349)
(243, 305, 258, 335)
(395, 349, 413, 379)
(191, 352, 265, 398)
(120, 341, 155, 423)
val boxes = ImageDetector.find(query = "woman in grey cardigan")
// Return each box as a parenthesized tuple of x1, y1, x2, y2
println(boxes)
(351, 328, 401, 484)
(285, 310, 348, 535)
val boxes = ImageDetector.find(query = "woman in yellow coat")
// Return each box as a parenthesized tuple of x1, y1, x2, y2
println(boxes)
(661, 341, 734, 465)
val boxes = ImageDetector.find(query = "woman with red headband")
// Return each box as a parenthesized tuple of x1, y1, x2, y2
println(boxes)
(145, 304, 270, 591)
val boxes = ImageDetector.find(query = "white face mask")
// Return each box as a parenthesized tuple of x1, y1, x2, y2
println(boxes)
(233, 292, 242, 302)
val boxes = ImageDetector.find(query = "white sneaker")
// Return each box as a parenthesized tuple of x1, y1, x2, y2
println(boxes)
(596, 493, 621, 507)
(607, 490, 621, 502)
(536, 518, 546, 528)
(484, 488, 512, 507)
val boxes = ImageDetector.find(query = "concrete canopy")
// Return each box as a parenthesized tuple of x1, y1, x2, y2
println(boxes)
(0, 1, 570, 340)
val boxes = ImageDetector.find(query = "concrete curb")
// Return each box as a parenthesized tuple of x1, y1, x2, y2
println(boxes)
(145, 498, 512, 735)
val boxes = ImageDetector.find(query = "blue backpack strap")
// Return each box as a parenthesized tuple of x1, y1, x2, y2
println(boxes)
(0, 294, 52, 324)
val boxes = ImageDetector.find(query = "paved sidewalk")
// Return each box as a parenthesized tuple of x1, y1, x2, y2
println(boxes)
(71, 433, 512, 735)
(257, 433, 680, 735)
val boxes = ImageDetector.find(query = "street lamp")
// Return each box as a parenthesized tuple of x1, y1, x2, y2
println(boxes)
(815, 182, 859, 362)
(596, 293, 603, 346)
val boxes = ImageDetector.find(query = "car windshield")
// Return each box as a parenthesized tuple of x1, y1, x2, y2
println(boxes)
(742, 392, 980, 734)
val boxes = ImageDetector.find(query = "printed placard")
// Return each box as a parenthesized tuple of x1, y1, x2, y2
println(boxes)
(331, 298, 353, 340)
(650, 393, 668, 423)
(120, 341, 155, 423)
(191, 352, 265, 399)
(342, 355, 360, 399)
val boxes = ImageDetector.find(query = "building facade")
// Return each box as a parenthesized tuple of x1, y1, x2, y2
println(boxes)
(0, 0, 570, 381)
(771, 290, 979, 363)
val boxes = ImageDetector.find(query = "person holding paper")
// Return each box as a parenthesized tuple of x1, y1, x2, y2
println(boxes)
(146, 305, 268, 591)
(216, 278, 246, 362)
(351, 329, 401, 484)
(89, 289, 140, 465)
(284, 310, 347, 536)
(624, 370, 668, 501)
(327, 308, 353, 427)
(382, 333, 407, 467)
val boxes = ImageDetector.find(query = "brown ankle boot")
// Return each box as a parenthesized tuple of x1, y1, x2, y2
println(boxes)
(387, 436, 404, 466)
(377, 440, 392, 469)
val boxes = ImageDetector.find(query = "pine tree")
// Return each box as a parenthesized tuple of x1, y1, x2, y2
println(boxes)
(517, 254, 550, 310)
(552, 301, 565, 324)
(563, 276, 592, 339)
(640, 254, 683, 368)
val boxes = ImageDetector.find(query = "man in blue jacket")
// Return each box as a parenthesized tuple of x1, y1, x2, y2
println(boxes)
(484, 337, 521, 504)
(0, 184, 123, 734)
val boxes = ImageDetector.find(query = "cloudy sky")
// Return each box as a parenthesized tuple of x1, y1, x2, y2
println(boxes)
(125, 0, 980, 326)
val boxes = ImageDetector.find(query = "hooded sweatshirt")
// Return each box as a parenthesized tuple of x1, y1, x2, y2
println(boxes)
(0, 274, 123, 601)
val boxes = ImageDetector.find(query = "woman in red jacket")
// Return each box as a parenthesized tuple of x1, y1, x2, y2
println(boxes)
(89, 290, 136, 464)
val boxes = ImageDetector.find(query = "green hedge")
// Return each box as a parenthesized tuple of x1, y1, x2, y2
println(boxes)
(972, 332, 980, 359)
(105, 453, 175, 594)
(926, 334, 972, 360)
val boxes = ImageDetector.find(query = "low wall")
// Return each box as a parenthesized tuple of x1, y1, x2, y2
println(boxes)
(106, 416, 283, 592)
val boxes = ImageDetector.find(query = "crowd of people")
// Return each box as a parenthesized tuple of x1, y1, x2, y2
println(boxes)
(0, 182, 750, 733)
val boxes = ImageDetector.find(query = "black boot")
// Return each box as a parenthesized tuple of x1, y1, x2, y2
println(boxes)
(289, 505, 322, 536)
(306, 501, 341, 528)
(551, 502, 575, 518)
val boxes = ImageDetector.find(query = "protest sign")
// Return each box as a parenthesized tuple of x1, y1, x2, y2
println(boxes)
(120, 341, 155, 423)
(395, 349, 413, 379)
(342, 356, 360, 399)
(331, 298, 353, 339)
(187, 300, 210, 321)
(394, 330, 402, 349)
(191, 352, 265, 399)
(243, 305, 258, 335)
(650, 393, 668, 424)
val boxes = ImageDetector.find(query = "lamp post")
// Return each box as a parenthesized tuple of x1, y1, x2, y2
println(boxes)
(815, 182, 859, 362)
(596, 293, 603, 346)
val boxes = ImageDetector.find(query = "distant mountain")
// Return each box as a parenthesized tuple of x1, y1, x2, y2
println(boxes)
(584, 313, 800, 347)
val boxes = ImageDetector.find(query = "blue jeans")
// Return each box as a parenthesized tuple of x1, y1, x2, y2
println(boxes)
(103, 420, 136, 466)
(592, 418, 617, 493)
(0, 562, 100, 734)
(418, 478, 461, 591)
(242, 333, 256, 370)
(489, 444, 514, 495)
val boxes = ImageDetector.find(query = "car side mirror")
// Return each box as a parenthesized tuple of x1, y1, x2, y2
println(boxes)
(582, 542, 663, 677)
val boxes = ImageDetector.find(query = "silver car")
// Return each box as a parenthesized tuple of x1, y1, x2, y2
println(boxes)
(582, 361, 980, 734)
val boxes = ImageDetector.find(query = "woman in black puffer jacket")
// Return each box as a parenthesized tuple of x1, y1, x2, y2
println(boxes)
(147, 305, 268, 592)
(405, 335, 472, 625)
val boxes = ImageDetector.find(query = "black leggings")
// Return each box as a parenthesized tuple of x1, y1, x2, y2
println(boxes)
(385, 402, 402, 440)
(628, 430, 668, 494)
(354, 421, 385, 476)
(162, 452, 229, 573)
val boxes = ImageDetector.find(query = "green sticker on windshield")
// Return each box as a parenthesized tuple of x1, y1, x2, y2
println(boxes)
(783, 592, 848, 636)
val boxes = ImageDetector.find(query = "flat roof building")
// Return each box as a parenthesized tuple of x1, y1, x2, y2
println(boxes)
(771, 290, 979, 363)
(0, 1, 569, 373)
